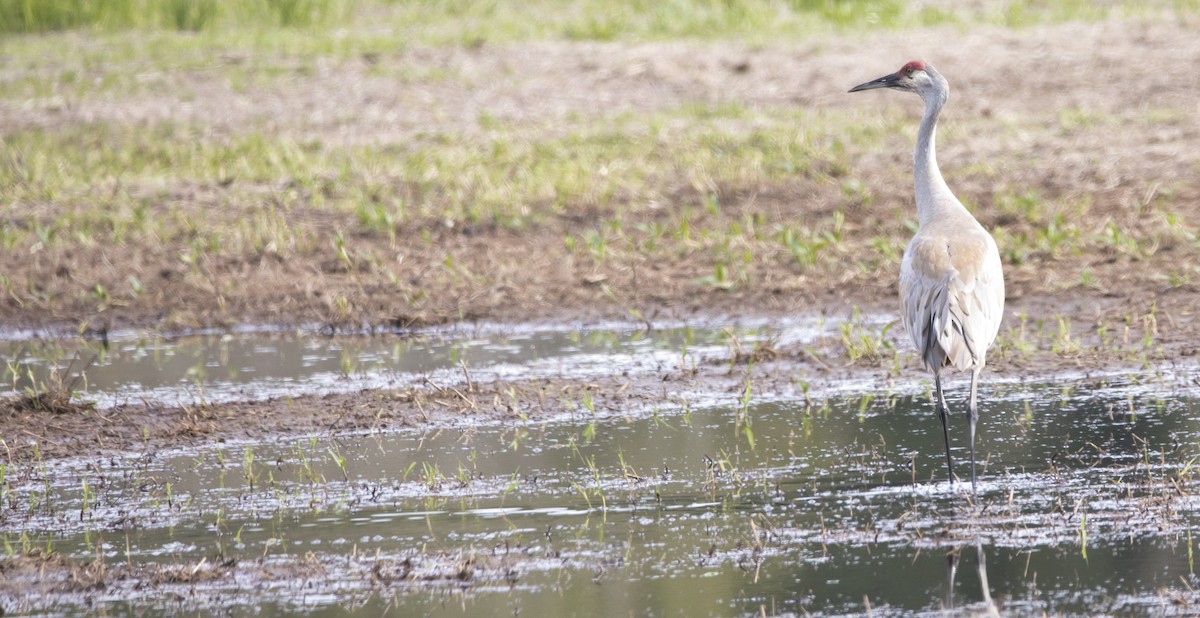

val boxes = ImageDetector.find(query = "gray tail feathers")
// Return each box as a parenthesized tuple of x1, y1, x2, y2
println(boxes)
(925, 286, 977, 372)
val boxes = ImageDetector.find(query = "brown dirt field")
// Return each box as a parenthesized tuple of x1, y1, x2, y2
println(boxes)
(2, 19, 1200, 332)
(4, 19, 1200, 461)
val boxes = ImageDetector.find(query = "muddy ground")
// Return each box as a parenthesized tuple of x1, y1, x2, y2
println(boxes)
(2, 20, 1200, 338)
(0, 290, 1186, 465)
(3, 16, 1200, 461)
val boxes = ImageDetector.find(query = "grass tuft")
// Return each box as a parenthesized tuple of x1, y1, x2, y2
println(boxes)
(3, 354, 96, 415)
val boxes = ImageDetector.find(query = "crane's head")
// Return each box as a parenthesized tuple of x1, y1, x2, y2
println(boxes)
(849, 61, 946, 104)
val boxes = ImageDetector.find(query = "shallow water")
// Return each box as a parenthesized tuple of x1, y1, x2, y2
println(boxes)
(3, 321, 1200, 616)
(0, 318, 809, 408)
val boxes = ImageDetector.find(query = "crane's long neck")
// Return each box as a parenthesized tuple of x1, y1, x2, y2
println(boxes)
(913, 92, 961, 228)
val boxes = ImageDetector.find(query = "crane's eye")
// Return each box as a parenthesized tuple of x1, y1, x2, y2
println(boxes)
(905, 67, 913, 76)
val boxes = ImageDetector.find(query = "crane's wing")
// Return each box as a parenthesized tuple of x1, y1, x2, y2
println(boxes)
(900, 230, 1005, 374)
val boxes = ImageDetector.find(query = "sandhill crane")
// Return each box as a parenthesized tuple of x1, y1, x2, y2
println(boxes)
(849, 61, 1005, 492)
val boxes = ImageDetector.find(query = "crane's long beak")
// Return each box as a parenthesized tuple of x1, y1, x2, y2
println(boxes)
(848, 72, 902, 93)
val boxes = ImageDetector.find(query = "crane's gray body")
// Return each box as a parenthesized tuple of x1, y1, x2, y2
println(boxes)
(900, 64, 1005, 375)
(851, 62, 1006, 493)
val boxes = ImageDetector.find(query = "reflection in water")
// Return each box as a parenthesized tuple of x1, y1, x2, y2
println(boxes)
(976, 543, 1000, 617)
(946, 545, 959, 610)
(945, 543, 1000, 616)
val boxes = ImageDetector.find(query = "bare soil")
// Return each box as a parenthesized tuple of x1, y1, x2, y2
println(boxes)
(2, 20, 1200, 332)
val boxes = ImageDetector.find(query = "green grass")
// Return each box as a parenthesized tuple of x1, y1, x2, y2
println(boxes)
(1, 0, 1195, 39)
(3, 1, 1199, 323)
(3, 1, 1197, 106)
(1, 92, 1194, 318)
(399, 0, 951, 45)
(0, 105, 891, 314)
(0, 105, 890, 245)
(0, 0, 353, 33)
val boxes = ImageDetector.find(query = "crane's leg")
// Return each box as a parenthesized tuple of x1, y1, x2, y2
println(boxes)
(934, 373, 954, 486)
(967, 368, 981, 494)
